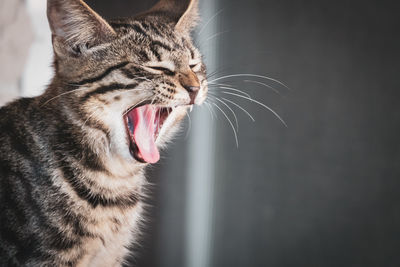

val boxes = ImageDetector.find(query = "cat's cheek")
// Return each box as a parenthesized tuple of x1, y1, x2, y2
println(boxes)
(156, 106, 187, 145)
(173, 106, 188, 122)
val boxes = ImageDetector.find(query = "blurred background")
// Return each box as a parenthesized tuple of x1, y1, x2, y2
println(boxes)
(1, 0, 400, 266)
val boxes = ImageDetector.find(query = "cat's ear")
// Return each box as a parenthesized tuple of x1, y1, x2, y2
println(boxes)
(47, 0, 116, 56)
(147, 0, 199, 33)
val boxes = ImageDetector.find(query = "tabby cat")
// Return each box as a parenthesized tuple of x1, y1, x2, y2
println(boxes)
(0, 0, 207, 265)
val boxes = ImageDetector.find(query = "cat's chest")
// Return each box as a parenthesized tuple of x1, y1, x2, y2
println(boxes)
(75, 204, 143, 267)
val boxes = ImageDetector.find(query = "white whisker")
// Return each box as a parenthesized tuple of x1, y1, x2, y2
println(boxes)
(206, 69, 227, 80)
(222, 91, 287, 127)
(222, 98, 255, 122)
(204, 30, 230, 43)
(42, 77, 152, 107)
(204, 101, 216, 120)
(212, 102, 239, 147)
(122, 97, 153, 116)
(208, 82, 234, 87)
(243, 80, 281, 96)
(214, 98, 239, 131)
(40, 87, 89, 107)
(209, 73, 290, 91)
(82, 108, 102, 129)
(184, 110, 192, 140)
(198, 8, 224, 36)
(209, 85, 252, 99)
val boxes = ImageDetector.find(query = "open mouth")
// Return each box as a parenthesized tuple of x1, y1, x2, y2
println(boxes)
(124, 105, 172, 164)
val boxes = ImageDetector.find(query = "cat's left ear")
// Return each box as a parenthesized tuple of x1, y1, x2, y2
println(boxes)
(47, 0, 116, 56)
(147, 0, 199, 34)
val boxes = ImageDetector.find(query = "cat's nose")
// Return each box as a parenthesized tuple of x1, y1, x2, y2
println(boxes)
(184, 85, 200, 92)
(184, 85, 200, 104)
(179, 71, 200, 104)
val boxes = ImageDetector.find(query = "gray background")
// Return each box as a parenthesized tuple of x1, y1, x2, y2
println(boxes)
(2, 0, 400, 266)
(210, 1, 400, 267)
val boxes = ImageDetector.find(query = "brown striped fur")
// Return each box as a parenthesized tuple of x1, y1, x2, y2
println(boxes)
(0, 0, 207, 265)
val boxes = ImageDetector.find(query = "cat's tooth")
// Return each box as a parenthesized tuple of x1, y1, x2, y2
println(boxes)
(190, 105, 193, 112)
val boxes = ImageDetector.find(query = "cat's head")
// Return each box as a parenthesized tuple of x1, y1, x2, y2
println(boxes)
(46, 0, 207, 165)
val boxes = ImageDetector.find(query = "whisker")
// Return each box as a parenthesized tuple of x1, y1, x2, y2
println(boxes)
(214, 97, 239, 131)
(209, 73, 290, 91)
(206, 69, 226, 80)
(184, 110, 192, 140)
(63, 82, 81, 87)
(42, 77, 152, 107)
(208, 82, 235, 87)
(122, 97, 153, 116)
(209, 85, 252, 99)
(243, 80, 282, 96)
(204, 30, 230, 43)
(206, 68, 231, 80)
(82, 108, 102, 129)
(204, 101, 216, 120)
(222, 97, 255, 122)
(222, 91, 287, 127)
(40, 87, 90, 107)
(212, 102, 239, 147)
(198, 8, 224, 36)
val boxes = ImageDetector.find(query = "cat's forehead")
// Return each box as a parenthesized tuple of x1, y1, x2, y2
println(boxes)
(110, 17, 199, 62)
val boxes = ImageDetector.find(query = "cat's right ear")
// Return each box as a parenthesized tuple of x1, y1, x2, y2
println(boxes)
(47, 0, 116, 57)
(143, 0, 199, 34)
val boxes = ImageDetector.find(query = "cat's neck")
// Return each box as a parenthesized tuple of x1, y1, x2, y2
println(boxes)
(20, 89, 148, 209)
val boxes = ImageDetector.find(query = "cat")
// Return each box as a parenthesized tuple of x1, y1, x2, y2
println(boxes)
(0, 0, 207, 266)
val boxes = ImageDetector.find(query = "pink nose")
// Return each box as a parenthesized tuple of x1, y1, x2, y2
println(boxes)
(184, 85, 200, 104)
(180, 71, 200, 104)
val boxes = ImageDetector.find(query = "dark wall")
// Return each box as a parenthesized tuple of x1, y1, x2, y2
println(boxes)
(212, 0, 400, 267)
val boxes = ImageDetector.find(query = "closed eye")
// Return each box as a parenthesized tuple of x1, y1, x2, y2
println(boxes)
(144, 61, 176, 76)
(189, 59, 201, 71)
(148, 66, 175, 76)
(190, 62, 201, 72)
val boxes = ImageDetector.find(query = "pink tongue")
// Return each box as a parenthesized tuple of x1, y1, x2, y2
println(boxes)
(131, 105, 160, 163)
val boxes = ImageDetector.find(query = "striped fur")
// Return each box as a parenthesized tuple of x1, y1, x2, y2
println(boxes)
(0, 0, 207, 266)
